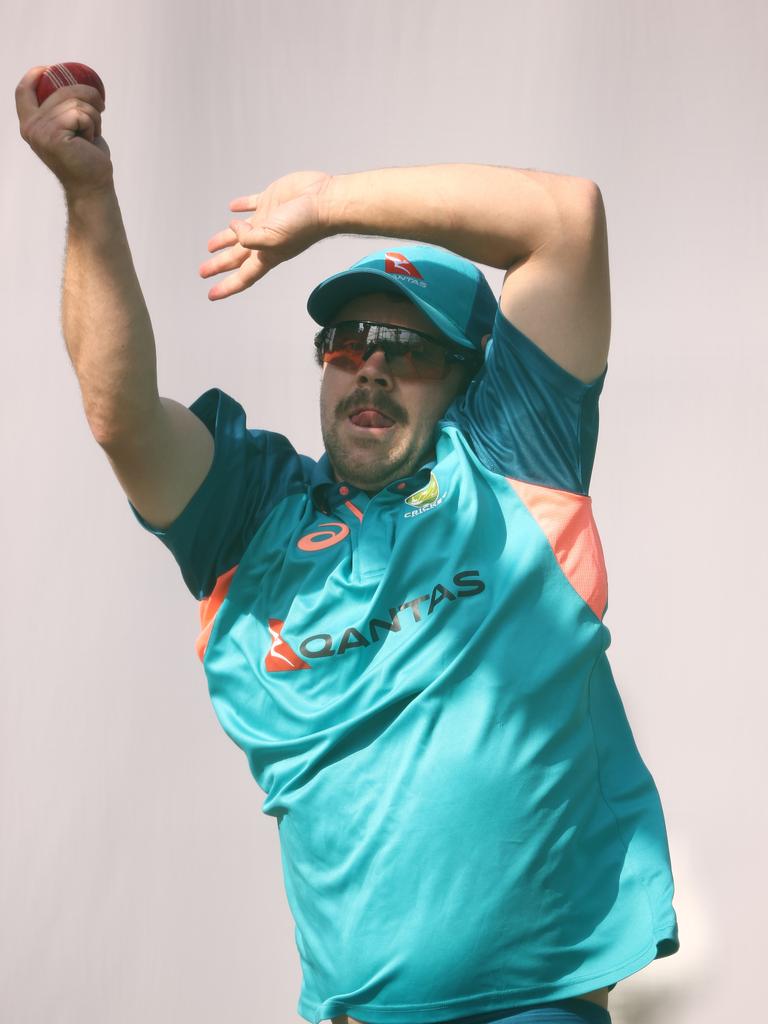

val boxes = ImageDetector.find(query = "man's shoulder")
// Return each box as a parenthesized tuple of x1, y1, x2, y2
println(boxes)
(437, 311, 605, 497)
(191, 386, 317, 482)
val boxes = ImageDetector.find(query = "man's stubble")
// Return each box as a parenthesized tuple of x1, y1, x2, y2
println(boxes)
(319, 385, 430, 492)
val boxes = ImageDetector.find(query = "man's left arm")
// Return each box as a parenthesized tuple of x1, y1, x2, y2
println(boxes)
(201, 163, 610, 383)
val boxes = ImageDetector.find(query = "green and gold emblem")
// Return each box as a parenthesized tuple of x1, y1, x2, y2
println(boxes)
(405, 473, 440, 508)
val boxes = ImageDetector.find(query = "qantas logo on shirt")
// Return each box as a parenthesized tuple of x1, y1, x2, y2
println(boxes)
(266, 619, 310, 672)
(264, 569, 485, 671)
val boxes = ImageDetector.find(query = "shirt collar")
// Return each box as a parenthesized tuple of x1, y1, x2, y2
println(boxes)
(309, 451, 436, 512)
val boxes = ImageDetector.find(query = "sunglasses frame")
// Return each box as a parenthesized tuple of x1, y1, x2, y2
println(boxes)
(314, 320, 481, 380)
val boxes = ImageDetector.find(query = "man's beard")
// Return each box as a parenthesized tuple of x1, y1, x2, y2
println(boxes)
(321, 386, 422, 490)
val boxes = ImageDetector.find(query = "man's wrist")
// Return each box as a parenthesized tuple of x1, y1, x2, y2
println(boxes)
(318, 172, 356, 237)
(64, 180, 119, 218)
(316, 165, 481, 252)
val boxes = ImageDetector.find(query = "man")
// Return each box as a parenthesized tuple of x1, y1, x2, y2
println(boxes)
(17, 66, 678, 1024)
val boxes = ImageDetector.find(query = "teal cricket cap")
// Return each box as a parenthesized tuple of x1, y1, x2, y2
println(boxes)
(306, 243, 497, 353)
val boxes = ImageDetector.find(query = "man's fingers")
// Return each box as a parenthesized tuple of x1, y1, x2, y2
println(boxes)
(199, 244, 249, 279)
(15, 66, 48, 119)
(206, 226, 239, 253)
(207, 277, 245, 301)
(206, 254, 274, 301)
(206, 220, 269, 254)
(62, 102, 102, 140)
(207, 268, 256, 301)
(73, 107, 100, 142)
(40, 83, 106, 112)
(229, 193, 261, 212)
(50, 84, 105, 113)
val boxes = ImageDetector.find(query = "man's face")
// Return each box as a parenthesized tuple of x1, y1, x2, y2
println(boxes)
(319, 292, 470, 493)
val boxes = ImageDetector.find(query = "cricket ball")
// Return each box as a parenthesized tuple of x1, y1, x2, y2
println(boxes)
(36, 63, 105, 105)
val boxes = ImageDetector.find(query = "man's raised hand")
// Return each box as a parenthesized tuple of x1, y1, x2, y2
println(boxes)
(16, 66, 112, 198)
(200, 170, 332, 300)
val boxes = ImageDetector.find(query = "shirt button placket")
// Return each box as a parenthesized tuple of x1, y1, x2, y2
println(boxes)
(359, 491, 402, 578)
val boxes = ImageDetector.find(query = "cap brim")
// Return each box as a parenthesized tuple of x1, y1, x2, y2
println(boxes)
(307, 268, 476, 350)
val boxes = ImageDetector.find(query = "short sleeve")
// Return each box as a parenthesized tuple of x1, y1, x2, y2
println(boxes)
(130, 388, 313, 598)
(443, 305, 607, 495)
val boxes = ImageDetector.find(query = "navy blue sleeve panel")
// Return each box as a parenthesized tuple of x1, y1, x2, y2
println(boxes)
(129, 388, 314, 600)
(443, 305, 608, 495)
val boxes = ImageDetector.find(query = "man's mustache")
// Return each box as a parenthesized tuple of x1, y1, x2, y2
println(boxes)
(337, 389, 407, 423)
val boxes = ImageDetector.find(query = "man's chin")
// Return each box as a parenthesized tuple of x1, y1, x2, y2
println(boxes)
(325, 436, 414, 491)
(333, 455, 404, 491)
(321, 412, 437, 490)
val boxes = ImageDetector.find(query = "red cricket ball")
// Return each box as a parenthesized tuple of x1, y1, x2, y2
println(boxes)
(36, 63, 105, 105)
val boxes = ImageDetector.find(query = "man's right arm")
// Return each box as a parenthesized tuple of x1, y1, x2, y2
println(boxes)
(16, 66, 213, 530)
(63, 187, 213, 529)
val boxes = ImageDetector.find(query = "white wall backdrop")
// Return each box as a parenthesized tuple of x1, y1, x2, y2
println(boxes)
(2, 2, 766, 1022)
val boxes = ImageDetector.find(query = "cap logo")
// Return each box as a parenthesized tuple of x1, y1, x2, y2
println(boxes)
(384, 252, 423, 279)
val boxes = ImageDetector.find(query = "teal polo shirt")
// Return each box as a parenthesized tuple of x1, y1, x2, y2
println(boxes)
(133, 306, 679, 1024)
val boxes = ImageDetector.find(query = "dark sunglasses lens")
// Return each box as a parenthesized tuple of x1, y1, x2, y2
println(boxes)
(396, 345, 449, 379)
(323, 345, 365, 372)
(320, 324, 454, 379)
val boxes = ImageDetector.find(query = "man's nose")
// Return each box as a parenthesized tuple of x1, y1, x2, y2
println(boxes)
(356, 348, 394, 387)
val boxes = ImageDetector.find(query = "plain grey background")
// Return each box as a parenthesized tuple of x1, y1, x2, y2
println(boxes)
(2, 2, 766, 1022)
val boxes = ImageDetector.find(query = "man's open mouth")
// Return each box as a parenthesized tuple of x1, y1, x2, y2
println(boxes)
(348, 409, 395, 428)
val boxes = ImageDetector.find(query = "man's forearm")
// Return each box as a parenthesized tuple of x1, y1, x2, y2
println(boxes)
(321, 164, 596, 269)
(62, 185, 160, 444)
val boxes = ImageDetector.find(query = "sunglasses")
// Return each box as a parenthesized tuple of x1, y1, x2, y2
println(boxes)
(314, 321, 479, 380)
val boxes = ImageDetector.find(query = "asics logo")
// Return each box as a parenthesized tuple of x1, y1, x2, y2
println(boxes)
(297, 521, 350, 551)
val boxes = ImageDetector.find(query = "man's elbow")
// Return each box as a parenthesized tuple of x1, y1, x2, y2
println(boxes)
(540, 178, 607, 258)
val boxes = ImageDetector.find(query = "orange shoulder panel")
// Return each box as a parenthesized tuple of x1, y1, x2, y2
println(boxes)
(195, 565, 239, 662)
(508, 478, 608, 620)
